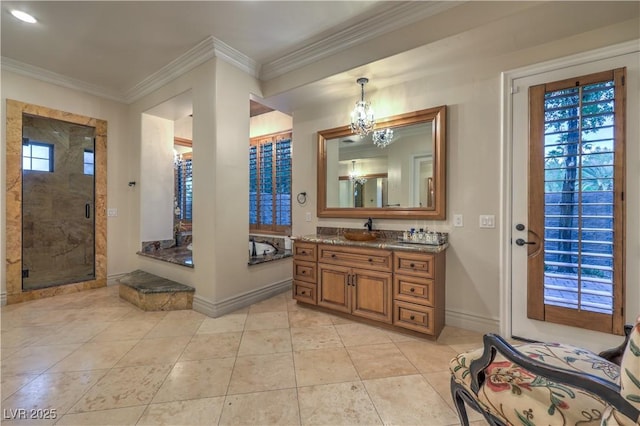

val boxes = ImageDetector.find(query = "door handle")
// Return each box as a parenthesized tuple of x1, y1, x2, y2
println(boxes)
(515, 238, 535, 246)
(85, 203, 91, 219)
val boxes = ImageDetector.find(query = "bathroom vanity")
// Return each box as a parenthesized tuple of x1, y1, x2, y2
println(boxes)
(292, 235, 447, 338)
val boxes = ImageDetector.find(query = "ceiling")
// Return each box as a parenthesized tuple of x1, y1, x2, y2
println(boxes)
(0, 1, 459, 105)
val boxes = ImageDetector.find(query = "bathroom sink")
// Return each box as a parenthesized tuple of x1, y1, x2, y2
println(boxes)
(343, 231, 380, 241)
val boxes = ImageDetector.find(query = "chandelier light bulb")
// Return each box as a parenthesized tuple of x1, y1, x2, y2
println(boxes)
(372, 128, 394, 148)
(350, 78, 375, 137)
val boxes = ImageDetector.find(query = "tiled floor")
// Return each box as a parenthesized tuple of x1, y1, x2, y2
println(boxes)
(1, 286, 488, 425)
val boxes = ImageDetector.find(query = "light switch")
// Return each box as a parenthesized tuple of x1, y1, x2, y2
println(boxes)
(107, 208, 118, 217)
(453, 214, 463, 227)
(479, 215, 495, 228)
(305, 212, 312, 222)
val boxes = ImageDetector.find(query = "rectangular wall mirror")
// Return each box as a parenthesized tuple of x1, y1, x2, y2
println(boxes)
(317, 105, 446, 219)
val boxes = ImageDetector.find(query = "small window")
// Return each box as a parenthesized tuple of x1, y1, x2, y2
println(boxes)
(23, 140, 53, 172)
(84, 150, 94, 175)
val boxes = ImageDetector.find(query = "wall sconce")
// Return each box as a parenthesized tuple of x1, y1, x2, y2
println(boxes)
(349, 77, 375, 137)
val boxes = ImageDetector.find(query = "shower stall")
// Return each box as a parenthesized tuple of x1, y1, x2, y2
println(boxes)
(21, 114, 96, 290)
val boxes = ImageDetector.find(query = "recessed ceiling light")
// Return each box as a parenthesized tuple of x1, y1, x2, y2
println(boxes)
(11, 10, 37, 24)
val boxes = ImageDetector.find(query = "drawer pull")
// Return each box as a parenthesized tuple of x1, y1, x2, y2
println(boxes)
(331, 254, 337, 258)
(410, 263, 415, 268)
(368, 258, 373, 262)
(301, 250, 307, 254)
(410, 315, 415, 320)
(300, 290, 306, 295)
(301, 270, 306, 274)
(410, 288, 415, 293)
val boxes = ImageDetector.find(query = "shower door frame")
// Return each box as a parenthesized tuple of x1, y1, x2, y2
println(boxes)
(5, 100, 107, 303)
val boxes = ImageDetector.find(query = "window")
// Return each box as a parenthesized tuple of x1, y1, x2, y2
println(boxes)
(250, 132, 292, 234)
(175, 153, 192, 221)
(84, 150, 94, 175)
(23, 140, 53, 172)
(528, 68, 626, 334)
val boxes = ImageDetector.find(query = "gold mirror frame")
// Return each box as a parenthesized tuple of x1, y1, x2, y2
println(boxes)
(317, 105, 446, 219)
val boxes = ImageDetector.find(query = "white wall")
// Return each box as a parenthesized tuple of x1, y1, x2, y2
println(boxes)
(0, 71, 134, 294)
(250, 110, 291, 138)
(140, 114, 174, 241)
(289, 15, 639, 333)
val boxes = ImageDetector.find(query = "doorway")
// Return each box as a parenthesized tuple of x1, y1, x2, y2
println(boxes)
(5, 100, 107, 303)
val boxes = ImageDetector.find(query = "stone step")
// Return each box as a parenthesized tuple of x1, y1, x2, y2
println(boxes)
(118, 269, 194, 311)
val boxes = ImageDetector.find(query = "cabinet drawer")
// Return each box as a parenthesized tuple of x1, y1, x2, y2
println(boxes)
(394, 252, 434, 278)
(293, 281, 316, 305)
(393, 301, 434, 335)
(293, 260, 316, 283)
(394, 275, 434, 307)
(294, 242, 317, 261)
(319, 245, 392, 272)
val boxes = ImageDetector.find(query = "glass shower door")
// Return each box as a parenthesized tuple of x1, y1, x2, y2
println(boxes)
(22, 114, 96, 290)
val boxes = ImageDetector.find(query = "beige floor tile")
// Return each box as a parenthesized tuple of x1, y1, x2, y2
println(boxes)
(228, 353, 296, 394)
(1, 344, 81, 375)
(219, 388, 300, 426)
(69, 364, 171, 413)
(137, 397, 225, 426)
(54, 406, 146, 425)
(334, 323, 393, 347)
(152, 357, 235, 403)
(288, 308, 335, 328)
(237, 328, 292, 356)
(114, 336, 191, 367)
(115, 309, 168, 322)
(2, 370, 107, 417)
(1, 373, 39, 401)
(89, 318, 160, 342)
(364, 374, 458, 425)
(179, 332, 242, 361)
(30, 322, 111, 346)
(347, 343, 418, 379)
(1, 326, 60, 348)
(294, 347, 359, 387)
(81, 306, 137, 322)
(423, 371, 485, 423)
(290, 326, 343, 351)
(196, 313, 247, 334)
(449, 342, 484, 354)
(48, 340, 138, 372)
(437, 326, 485, 346)
(162, 309, 207, 321)
(248, 294, 288, 313)
(244, 311, 290, 330)
(395, 340, 459, 373)
(143, 318, 204, 339)
(297, 381, 382, 425)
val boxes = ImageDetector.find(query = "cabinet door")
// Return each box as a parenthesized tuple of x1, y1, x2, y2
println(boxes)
(318, 263, 351, 314)
(352, 268, 393, 323)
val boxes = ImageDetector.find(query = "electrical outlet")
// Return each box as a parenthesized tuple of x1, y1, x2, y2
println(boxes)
(479, 214, 495, 228)
(107, 208, 118, 217)
(453, 214, 463, 227)
(305, 212, 312, 222)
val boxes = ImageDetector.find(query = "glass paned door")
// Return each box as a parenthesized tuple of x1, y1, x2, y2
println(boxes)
(22, 114, 96, 290)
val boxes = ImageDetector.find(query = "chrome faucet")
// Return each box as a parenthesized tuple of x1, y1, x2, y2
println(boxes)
(364, 217, 373, 232)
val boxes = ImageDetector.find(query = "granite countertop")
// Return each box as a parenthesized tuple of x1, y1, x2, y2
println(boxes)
(137, 246, 194, 268)
(293, 234, 448, 253)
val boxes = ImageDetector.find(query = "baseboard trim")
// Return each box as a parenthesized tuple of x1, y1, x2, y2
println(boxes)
(445, 309, 499, 334)
(193, 279, 292, 318)
(1, 292, 6, 306)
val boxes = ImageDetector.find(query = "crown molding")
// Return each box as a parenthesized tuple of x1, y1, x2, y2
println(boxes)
(1, 56, 125, 102)
(260, 1, 462, 81)
(124, 36, 258, 103)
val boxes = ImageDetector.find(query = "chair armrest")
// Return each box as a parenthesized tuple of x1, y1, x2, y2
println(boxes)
(599, 324, 634, 365)
(469, 333, 640, 422)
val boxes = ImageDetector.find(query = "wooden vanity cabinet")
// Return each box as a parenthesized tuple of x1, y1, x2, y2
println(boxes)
(292, 242, 318, 305)
(293, 240, 446, 338)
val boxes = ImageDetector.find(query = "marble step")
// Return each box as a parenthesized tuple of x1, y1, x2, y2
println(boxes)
(118, 269, 194, 311)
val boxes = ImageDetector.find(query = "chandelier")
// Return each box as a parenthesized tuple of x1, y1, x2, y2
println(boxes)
(349, 160, 367, 185)
(372, 128, 394, 148)
(350, 77, 375, 137)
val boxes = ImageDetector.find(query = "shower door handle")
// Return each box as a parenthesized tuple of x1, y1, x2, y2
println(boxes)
(85, 203, 91, 219)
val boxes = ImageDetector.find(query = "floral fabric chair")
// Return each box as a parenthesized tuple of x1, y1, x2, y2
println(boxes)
(449, 319, 640, 426)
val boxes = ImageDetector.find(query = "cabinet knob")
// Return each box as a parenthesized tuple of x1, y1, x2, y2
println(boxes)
(300, 291, 306, 295)
(368, 258, 372, 262)
(301, 250, 306, 254)
(410, 288, 415, 293)
(410, 315, 415, 321)
(331, 254, 336, 258)
(301, 270, 306, 274)
(410, 263, 415, 268)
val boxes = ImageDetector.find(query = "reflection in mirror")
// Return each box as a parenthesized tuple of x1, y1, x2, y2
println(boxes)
(318, 106, 446, 219)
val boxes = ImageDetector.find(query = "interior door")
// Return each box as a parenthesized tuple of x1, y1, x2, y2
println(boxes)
(510, 54, 635, 352)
